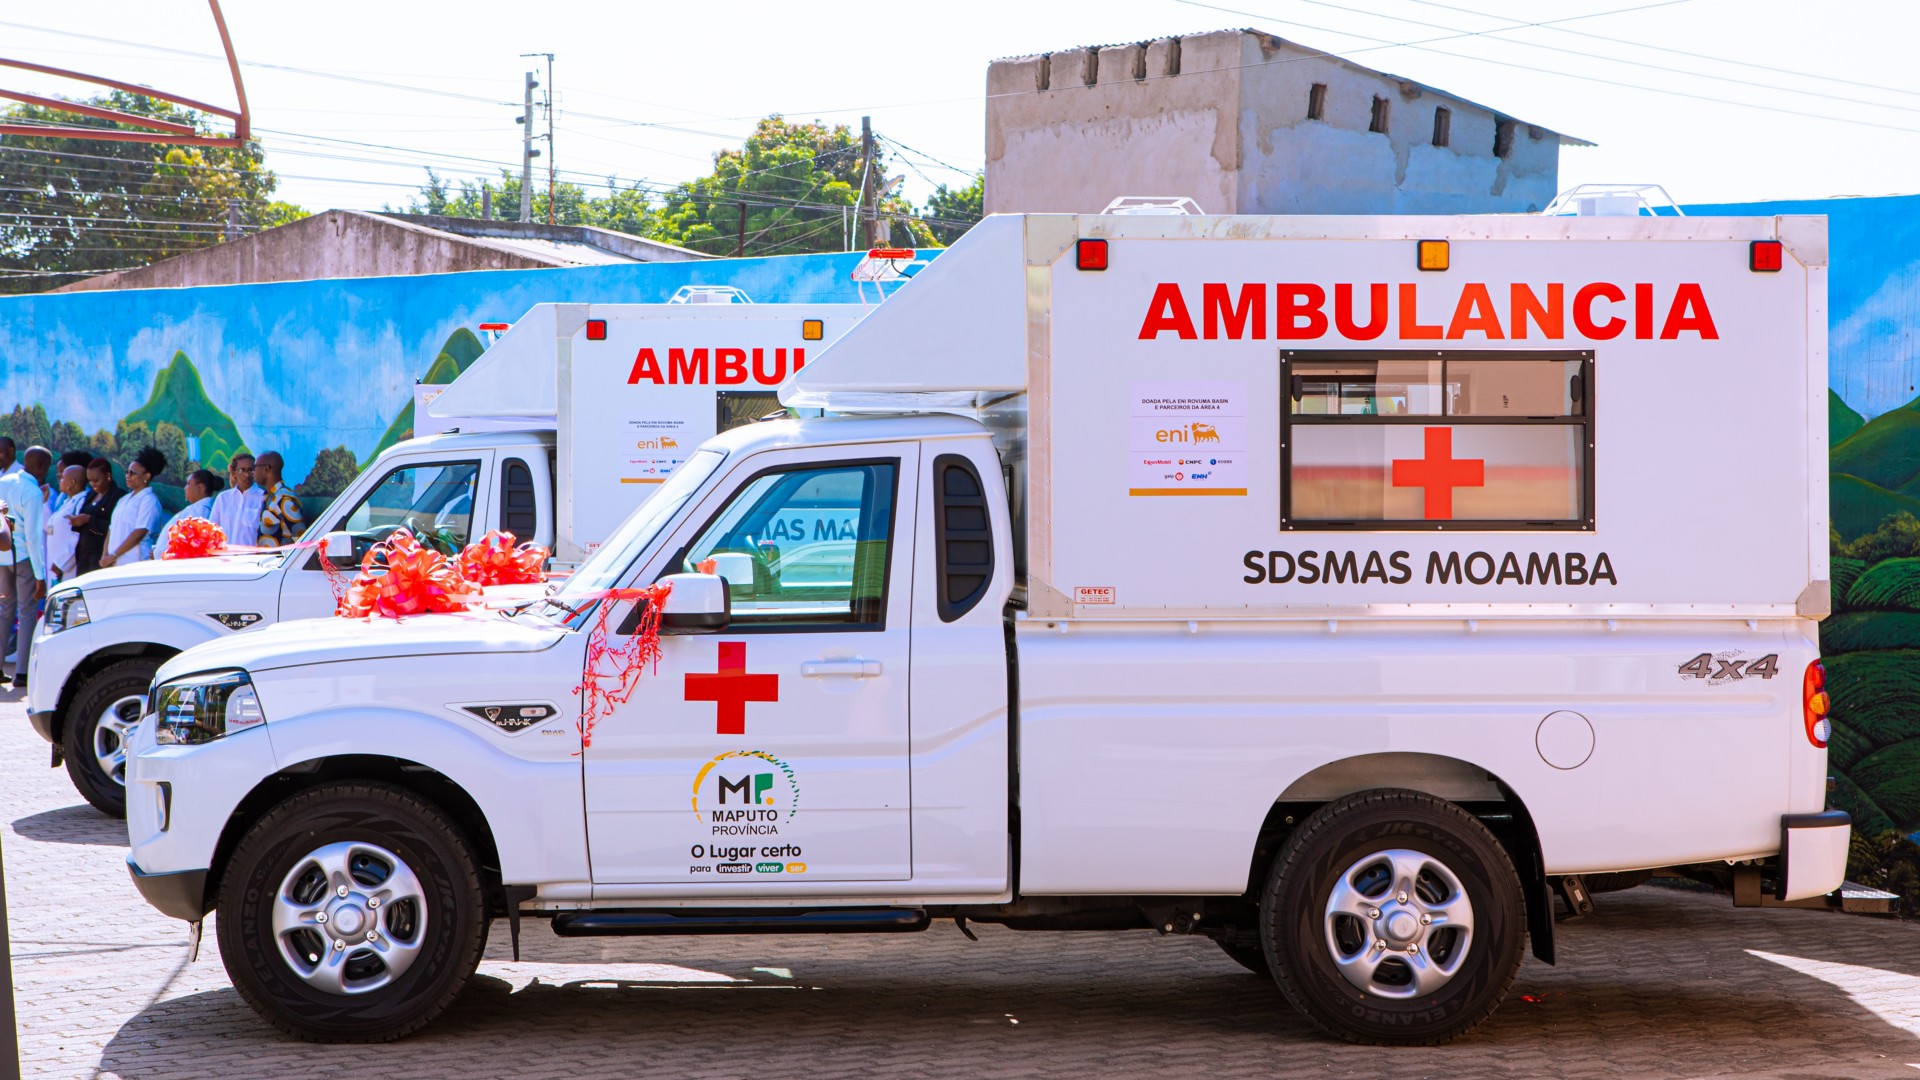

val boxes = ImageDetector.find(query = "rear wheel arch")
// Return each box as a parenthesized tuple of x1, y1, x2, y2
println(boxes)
(1245, 753, 1554, 966)
(209, 755, 506, 918)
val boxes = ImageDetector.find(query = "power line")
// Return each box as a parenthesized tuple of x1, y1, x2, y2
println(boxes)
(1269, 0, 1920, 118)
(1170, 0, 1920, 137)
(1401, 0, 1920, 101)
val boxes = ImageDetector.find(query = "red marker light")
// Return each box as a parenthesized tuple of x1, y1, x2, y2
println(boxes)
(1803, 660, 1830, 748)
(1076, 238, 1109, 271)
(586, 319, 607, 341)
(478, 322, 511, 332)
(1750, 240, 1784, 272)
(867, 248, 914, 260)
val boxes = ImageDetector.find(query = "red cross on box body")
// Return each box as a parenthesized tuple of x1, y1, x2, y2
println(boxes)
(684, 641, 780, 735)
(1391, 427, 1485, 520)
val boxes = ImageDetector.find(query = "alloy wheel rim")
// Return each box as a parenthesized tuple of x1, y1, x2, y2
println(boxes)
(1323, 847, 1475, 999)
(270, 840, 430, 995)
(92, 694, 145, 787)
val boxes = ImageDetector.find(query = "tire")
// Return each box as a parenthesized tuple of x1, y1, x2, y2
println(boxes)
(216, 781, 487, 1042)
(63, 657, 162, 817)
(1215, 938, 1273, 977)
(1261, 790, 1525, 1046)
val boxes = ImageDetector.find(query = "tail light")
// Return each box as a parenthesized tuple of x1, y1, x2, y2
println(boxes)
(1802, 660, 1830, 748)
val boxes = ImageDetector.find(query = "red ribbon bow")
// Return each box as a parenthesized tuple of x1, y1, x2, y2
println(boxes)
(336, 529, 482, 620)
(452, 530, 551, 587)
(160, 516, 228, 560)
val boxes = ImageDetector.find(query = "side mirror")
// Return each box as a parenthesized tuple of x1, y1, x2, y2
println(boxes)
(322, 531, 356, 567)
(657, 572, 729, 633)
(707, 551, 755, 585)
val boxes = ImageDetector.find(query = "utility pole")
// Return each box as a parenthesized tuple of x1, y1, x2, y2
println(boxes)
(736, 201, 747, 257)
(1, 831, 18, 1080)
(517, 70, 538, 222)
(522, 53, 555, 225)
(223, 197, 240, 241)
(481, 185, 492, 221)
(859, 116, 874, 250)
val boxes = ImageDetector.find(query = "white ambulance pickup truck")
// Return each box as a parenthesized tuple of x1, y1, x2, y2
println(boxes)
(123, 213, 1845, 1046)
(29, 300, 861, 815)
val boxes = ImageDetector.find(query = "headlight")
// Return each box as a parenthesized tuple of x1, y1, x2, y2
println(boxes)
(44, 590, 88, 633)
(153, 670, 265, 746)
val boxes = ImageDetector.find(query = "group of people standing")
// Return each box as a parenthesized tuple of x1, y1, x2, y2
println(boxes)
(0, 437, 307, 689)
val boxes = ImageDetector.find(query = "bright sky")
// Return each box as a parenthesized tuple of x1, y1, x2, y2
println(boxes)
(7, 0, 1919, 218)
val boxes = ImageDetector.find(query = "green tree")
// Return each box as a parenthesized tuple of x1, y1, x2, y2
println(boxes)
(114, 420, 154, 468)
(1843, 513, 1920, 564)
(392, 168, 658, 236)
(921, 174, 983, 246)
(298, 445, 359, 497)
(0, 92, 305, 293)
(50, 420, 87, 458)
(151, 422, 189, 481)
(87, 429, 117, 460)
(650, 116, 935, 256)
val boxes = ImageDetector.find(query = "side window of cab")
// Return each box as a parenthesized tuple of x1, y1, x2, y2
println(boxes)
(679, 461, 897, 629)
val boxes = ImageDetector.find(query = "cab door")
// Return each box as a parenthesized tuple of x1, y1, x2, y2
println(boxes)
(583, 444, 918, 886)
(278, 454, 491, 620)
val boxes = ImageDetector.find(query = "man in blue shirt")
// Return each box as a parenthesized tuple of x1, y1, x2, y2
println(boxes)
(0, 446, 52, 687)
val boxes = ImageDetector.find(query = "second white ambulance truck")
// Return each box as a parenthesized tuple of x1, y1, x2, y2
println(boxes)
(123, 213, 1844, 1046)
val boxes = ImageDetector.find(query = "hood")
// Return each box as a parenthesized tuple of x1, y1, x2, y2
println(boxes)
(156, 608, 567, 681)
(69, 553, 282, 593)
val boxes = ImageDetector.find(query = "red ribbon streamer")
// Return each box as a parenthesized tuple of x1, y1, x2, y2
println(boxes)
(573, 581, 672, 749)
(159, 516, 228, 559)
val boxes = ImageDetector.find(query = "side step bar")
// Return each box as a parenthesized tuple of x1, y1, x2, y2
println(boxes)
(551, 907, 931, 937)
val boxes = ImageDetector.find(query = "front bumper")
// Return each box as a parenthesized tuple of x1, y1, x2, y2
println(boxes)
(127, 860, 211, 922)
(29, 709, 56, 745)
(1779, 810, 1851, 902)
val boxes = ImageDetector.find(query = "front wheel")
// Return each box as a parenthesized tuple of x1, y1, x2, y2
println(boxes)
(216, 782, 487, 1042)
(1261, 790, 1525, 1046)
(64, 657, 162, 817)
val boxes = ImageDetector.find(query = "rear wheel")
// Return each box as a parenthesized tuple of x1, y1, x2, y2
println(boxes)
(216, 782, 487, 1042)
(1262, 790, 1525, 1046)
(63, 658, 161, 817)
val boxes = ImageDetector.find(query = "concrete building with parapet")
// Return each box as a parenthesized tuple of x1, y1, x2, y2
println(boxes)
(985, 29, 1589, 216)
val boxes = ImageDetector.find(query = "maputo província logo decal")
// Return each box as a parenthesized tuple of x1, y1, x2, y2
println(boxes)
(691, 749, 800, 836)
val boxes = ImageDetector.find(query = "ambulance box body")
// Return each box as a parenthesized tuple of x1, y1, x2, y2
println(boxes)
(789, 214, 1828, 622)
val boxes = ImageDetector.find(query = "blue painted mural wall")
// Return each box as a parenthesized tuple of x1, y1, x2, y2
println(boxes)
(0, 251, 871, 488)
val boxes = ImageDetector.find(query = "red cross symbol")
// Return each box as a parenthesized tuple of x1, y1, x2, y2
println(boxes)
(1391, 427, 1484, 520)
(684, 642, 779, 735)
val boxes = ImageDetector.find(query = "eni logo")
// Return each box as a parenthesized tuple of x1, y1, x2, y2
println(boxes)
(1154, 422, 1221, 444)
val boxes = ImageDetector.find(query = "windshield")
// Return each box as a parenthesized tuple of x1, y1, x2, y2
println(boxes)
(550, 448, 725, 611)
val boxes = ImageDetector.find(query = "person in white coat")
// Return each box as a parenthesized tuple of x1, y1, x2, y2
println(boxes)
(209, 452, 264, 547)
(101, 447, 166, 568)
(155, 469, 222, 557)
(43, 464, 86, 583)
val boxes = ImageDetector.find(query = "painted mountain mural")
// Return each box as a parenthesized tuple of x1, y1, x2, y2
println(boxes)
(1827, 388, 1920, 849)
(123, 351, 250, 472)
(370, 327, 487, 459)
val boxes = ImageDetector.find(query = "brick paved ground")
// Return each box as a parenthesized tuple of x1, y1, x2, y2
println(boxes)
(5, 691, 1919, 1079)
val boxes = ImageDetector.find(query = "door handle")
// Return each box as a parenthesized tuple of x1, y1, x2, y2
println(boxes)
(800, 659, 882, 678)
